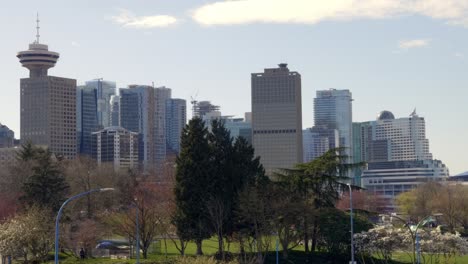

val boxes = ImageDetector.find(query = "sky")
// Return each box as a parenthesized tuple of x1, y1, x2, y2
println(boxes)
(0, 0, 467, 174)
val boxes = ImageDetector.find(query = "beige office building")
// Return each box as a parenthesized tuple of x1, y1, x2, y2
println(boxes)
(17, 33, 77, 159)
(251, 63, 303, 176)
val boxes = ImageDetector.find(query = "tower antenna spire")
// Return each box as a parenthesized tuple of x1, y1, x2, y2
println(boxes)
(35, 12, 40, 44)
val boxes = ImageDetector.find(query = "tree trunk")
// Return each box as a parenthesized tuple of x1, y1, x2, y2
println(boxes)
(311, 219, 318, 251)
(86, 194, 92, 218)
(195, 239, 203, 255)
(164, 237, 168, 259)
(218, 231, 224, 260)
(304, 216, 309, 254)
(282, 244, 289, 260)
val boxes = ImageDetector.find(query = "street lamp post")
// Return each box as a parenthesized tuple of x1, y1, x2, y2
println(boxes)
(134, 199, 140, 264)
(347, 184, 355, 264)
(54, 188, 114, 264)
(380, 213, 441, 264)
(275, 235, 279, 264)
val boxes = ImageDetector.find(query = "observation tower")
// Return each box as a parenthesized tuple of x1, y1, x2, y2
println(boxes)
(17, 14, 59, 78)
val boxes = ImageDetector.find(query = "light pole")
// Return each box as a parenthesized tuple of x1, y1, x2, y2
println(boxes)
(54, 188, 114, 264)
(379, 213, 442, 264)
(275, 234, 279, 264)
(347, 183, 355, 264)
(134, 199, 140, 264)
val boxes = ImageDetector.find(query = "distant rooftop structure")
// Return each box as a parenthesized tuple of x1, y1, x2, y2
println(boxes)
(448, 171, 468, 182)
(377, 110, 395, 120)
(192, 101, 220, 118)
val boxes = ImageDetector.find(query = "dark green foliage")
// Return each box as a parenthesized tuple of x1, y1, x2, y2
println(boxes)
(273, 148, 366, 255)
(232, 136, 266, 187)
(317, 207, 373, 255)
(173, 118, 265, 257)
(16, 141, 36, 161)
(173, 117, 213, 253)
(19, 144, 69, 212)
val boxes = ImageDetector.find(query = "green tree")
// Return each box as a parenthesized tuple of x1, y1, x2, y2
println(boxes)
(207, 120, 267, 260)
(317, 207, 373, 254)
(173, 117, 213, 255)
(236, 181, 274, 264)
(274, 148, 364, 253)
(20, 146, 69, 212)
(205, 119, 234, 259)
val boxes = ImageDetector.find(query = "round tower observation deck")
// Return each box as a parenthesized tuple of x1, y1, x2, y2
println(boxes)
(17, 14, 60, 78)
(17, 43, 59, 78)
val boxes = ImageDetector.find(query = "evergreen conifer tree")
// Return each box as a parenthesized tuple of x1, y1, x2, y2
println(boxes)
(173, 117, 213, 255)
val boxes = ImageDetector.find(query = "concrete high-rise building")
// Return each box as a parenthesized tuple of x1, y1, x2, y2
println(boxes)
(17, 23, 77, 159)
(251, 63, 303, 175)
(314, 89, 353, 158)
(76, 85, 99, 155)
(358, 110, 448, 207)
(166, 98, 187, 154)
(120, 85, 155, 169)
(0, 123, 15, 148)
(91, 126, 139, 170)
(110, 95, 120, 127)
(84, 79, 116, 128)
(155, 87, 171, 167)
(303, 127, 339, 162)
(357, 110, 432, 163)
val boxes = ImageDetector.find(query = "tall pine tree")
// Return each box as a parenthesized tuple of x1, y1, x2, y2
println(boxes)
(20, 145, 69, 212)
(173, 117, 213, 255)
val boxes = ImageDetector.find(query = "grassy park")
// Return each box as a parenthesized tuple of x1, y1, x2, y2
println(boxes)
(39, 237, 468, 264)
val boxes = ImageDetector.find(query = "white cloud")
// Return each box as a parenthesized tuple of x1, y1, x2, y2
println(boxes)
(398, 39, 430, 49)
(111, 9, 178, 29)
(71, 41, 80, 47)
(191, 0, 468, 26)
(455, 52, 464, 58)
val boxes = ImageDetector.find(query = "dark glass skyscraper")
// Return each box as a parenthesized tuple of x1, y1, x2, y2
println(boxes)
(76, 86, 99, 155)
(120, 85, 155, 169)
(166, 98, 186, 154)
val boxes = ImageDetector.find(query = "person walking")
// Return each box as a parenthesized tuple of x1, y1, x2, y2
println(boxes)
(79, 248, 85, 260)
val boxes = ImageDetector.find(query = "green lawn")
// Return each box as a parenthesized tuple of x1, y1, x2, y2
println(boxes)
(39, 238, 468, 264)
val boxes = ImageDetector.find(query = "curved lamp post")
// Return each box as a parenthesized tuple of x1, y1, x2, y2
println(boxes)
(54, 188, 115, 264)
(379, 213, 442, 264)
(347, 183, 355, 264)
(132, 198, 140, 264)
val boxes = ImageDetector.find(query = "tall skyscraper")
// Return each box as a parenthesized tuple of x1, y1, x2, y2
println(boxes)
(84, 79, 116, 128)
(251, 63, 303, 175)
(155, 87, 172, 167)
(314, 89, 353, 158)
(166, 98, 187, 154)
(17, 22, 77, 159)
(120, 85, 155, 169)
(76, 85, 99, 155)
(0, 123, 15, 148)
(110, 95, 120, 127)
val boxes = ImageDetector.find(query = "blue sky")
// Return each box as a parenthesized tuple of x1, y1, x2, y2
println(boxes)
(1, 0, 467, 174)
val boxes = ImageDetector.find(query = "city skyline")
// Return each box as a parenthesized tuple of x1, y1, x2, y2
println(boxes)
(1, 1, 467, 174)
